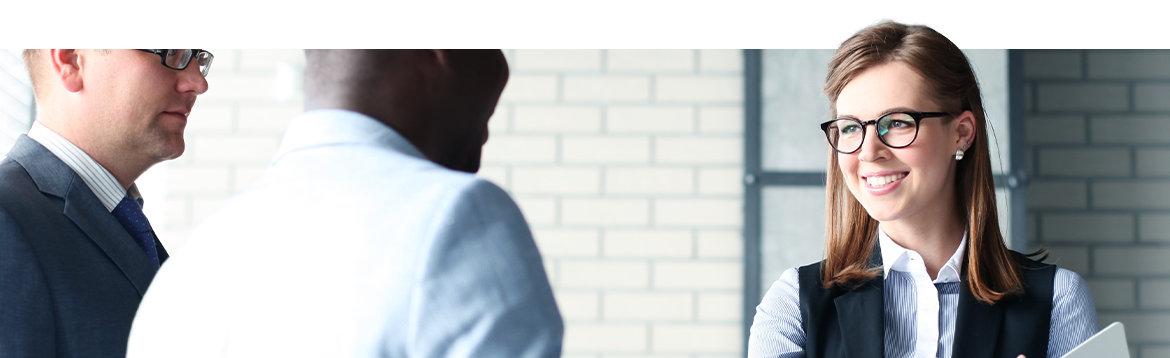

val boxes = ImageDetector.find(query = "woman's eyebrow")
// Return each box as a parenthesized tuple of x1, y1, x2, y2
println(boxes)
(837, 106, 920, 120)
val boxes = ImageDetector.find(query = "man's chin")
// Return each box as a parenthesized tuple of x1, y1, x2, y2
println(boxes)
(153, 142, 185, 162)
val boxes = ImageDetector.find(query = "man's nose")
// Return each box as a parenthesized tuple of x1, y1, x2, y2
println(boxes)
(177, 64, 209, 95)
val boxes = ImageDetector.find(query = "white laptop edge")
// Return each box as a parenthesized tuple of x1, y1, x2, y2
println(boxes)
(1060, 321, 1129, 358)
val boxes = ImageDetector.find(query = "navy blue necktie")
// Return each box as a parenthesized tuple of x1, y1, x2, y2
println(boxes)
(110, 196, 160, 269)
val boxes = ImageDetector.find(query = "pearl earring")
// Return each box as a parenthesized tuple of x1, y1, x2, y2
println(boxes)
(955, 148, 965, 161)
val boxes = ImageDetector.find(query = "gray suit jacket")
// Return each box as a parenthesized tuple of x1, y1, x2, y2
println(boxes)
(0, 135, 168, 357)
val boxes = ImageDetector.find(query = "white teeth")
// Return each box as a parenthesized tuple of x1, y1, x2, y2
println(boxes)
(865, 173, 907, 187)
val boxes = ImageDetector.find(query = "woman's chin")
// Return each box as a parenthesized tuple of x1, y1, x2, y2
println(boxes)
(859, 204, 903, 223)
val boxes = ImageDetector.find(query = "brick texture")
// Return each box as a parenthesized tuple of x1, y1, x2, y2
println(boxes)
(1036, 83, 1128, 112)
(492, 50, 745, 357)
(1027, 49, 1170, 357)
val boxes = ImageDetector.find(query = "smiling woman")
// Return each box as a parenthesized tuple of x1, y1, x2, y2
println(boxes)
(748, 22, 1100, 358)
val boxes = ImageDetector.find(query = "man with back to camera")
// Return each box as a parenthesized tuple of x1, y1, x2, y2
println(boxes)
(0, 49, 211, 356)
(127, 50, 564, 357)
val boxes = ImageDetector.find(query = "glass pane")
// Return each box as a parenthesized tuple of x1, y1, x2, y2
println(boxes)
(761, 49, 835, 172)
(0, 49, 33, 157)
(964, 50, 1011, 174)
(760, 186, 826, 297)
(996, 187, 1012, 247)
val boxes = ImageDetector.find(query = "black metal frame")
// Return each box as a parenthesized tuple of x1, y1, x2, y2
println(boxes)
(135, 49, 214, 76)
(741, 49, 1028, 352)
(742, 50, 762, 354)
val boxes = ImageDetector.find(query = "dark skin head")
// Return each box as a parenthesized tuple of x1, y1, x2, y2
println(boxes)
(303, 49, 509, 173)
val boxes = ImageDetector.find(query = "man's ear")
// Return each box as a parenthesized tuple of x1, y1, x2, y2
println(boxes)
(50, 49, 83, 93)
(954, 110, 977, 149)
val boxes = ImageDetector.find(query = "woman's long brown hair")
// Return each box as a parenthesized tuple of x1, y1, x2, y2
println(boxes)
(820, 21, 1031, 304)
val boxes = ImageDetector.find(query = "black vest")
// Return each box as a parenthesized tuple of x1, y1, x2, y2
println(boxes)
(797, 251, 1055, 358)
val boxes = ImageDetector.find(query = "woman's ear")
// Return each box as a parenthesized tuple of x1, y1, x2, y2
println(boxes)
(954, 110, 977, 150)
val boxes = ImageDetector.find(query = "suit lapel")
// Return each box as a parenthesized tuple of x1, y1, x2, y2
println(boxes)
(834, 277, 885, 358)
(837, 278, 879, 358)
(154, 232, 170, 263)
(833, 244, 885, 358)
(951, 268, 1004, 358)
(8, 135, 156, 296)
(62, 184, 156, 295)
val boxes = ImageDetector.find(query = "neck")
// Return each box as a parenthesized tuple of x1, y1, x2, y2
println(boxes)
(38, 117, 147, 191)
(305, 99, 443, 167)
(881, 207, 965, 280)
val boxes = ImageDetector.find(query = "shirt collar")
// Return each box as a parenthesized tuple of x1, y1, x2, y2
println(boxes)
(27, 122, 133, 212)
(271, 109, 427, 165)
(878, 225, 967, 283)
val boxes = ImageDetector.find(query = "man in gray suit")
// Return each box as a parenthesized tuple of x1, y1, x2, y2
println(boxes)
(128, 50, 563, 357)
(0, 49, 211, 356)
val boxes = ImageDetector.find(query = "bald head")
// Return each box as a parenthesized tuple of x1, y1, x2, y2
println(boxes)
(303, 49, 508, 173)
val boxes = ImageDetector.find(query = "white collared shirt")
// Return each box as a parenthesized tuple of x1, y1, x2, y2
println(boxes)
(27, 122, 137, 211)
(878, 226, 967, 358)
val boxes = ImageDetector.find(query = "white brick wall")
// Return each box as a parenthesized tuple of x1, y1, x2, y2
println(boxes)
(156, 49, 744, 357)
(1027, 50, 1170, 358)
(493, 49, 744, 357)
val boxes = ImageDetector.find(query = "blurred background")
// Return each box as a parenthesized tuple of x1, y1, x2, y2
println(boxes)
(1, 49, 1168, 357)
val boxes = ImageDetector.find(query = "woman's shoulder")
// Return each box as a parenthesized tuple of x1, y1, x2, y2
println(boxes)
(1009, 251, 1093, 301)
(1010, 250, 1058, 270)
(795, 259, 823, 281)
(1052, 267, 1093, 301)
(764, 264, 819, 297)
(773, 267, 802, 290)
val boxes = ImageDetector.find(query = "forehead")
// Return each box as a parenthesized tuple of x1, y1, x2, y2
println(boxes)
(835, 61, 935, 119)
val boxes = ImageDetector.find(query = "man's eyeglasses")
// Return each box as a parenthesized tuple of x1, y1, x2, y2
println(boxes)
(820, 111, 952, 154)
(136, 49, 214, 77)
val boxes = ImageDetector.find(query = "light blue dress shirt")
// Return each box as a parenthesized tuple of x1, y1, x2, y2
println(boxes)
(128, 110, 563, 357)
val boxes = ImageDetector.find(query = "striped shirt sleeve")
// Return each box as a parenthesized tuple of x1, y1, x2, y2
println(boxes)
(1048, 268, 1099, 358)
(748, 267, 806, 358)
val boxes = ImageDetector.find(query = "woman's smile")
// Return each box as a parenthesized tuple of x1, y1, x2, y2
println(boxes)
(861, 170, 909, 196)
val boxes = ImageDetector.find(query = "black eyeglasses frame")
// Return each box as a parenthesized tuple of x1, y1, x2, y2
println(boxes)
(136, 49, 214, 77)
(819, 111, 952, 154)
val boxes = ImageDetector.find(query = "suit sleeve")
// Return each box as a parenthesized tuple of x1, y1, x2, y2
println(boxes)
(0, 207, 56, 356)
(407, 179, 563, 358)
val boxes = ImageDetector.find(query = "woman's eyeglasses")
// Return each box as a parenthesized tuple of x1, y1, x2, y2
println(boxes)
(820, 111, 951, 154)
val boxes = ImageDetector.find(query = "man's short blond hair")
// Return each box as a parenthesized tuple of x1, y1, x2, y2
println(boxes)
(22, 49, 114, 101)
(22, 49, 46, 101)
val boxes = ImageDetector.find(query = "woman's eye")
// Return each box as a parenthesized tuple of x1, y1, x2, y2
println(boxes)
(840, 124, 861, 135)
(888, 120, 914, 128)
